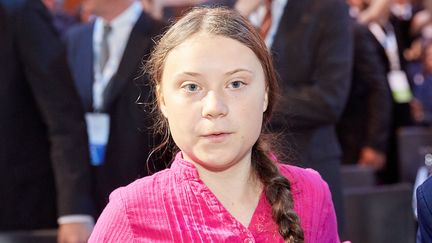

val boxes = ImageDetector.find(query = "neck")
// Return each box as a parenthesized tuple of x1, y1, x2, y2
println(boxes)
(99, 0, 134, 22)
(186, 151, 263, 227)
(193, 152, 262, 206)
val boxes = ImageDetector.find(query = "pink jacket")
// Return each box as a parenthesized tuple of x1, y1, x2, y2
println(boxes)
(89, 153, 340, 242)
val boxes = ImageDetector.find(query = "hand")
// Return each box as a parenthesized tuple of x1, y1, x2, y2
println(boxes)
(410, 98, 425, 123)
(58, 222, 93, 243)
(234, 0, 263, 17)
(358, 146, 386, 170)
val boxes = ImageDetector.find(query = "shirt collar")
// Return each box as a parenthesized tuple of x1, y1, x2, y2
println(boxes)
(170, 152, 200, 181)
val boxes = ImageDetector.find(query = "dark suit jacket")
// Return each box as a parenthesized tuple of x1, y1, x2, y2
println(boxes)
(66, 12, 167, 213)
(417, 176, 432, 243)
(337, 21, 391, 165)
(369, 20, 413, 183)
(268, 0, 352, 232)
(269, 0, 352, 165)
(0, 0, 93, 230)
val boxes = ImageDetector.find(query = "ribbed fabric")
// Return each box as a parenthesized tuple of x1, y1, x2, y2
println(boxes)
(89, 152, 340, 242)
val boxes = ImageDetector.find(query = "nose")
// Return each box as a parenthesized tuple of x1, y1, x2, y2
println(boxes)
(201, 90, 228, 119)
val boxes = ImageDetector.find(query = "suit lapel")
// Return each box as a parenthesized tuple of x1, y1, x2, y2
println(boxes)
(102, 13, 154, 111)
(75, 23, 94, 112)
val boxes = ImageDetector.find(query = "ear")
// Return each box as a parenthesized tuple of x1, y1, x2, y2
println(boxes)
(263, 88, 269, 112)
(157, 85, 168, 118)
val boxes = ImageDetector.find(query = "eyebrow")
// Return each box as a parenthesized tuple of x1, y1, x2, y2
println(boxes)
(179, 69, 254, 77)
(225, 68, 254, 76)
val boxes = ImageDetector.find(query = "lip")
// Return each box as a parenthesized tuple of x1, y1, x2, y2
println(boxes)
(201, 132, 232, 143)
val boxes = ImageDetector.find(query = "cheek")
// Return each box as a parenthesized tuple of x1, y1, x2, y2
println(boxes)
(163, 96, 200, 142)
(235, 96, 264, 134)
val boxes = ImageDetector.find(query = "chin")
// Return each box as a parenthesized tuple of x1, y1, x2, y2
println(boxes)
(195, 151, 248, 172)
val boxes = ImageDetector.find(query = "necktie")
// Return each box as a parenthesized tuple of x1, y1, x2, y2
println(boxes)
(260, 0, 272, 38)
(99, 23, 112, 72)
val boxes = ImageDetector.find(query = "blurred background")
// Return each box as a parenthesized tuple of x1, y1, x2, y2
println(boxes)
(1, 0, 432, 242)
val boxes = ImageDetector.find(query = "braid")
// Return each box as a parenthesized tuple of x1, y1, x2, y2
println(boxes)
(252, 136, 304, 243)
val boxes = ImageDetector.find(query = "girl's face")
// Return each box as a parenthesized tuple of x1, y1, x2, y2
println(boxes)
(159, 33, 268, 172)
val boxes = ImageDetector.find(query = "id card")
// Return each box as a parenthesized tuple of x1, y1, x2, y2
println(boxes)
(387, 70, 413, 103)
(85, 113, 110, 166)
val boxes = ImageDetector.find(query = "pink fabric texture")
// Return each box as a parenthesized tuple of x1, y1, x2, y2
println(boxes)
(89, 153, 340, 242)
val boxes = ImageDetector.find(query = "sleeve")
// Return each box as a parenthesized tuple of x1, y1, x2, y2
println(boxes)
(317, 178, 340, 243)
(279, 0, 353, 129)
(89, 190, 135, 242)
(14, 0, 94, 216)
(355, 24, 392, 152)
(417, 178, 432, 243)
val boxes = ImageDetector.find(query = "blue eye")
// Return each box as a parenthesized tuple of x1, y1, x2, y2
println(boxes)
(182, 83, 200, 92)
(228, 80, 245, 89)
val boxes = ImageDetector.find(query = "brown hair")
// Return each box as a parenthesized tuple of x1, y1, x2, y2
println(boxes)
(145, 7, 304, 242)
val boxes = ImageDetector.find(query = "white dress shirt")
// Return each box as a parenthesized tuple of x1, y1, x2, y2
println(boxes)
(249, 0, 288, 48)
(92, 1, 142, 111)
(57, 1, 143, 226)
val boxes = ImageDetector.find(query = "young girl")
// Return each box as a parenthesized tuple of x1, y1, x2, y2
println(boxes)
(89, 7, 340, 243)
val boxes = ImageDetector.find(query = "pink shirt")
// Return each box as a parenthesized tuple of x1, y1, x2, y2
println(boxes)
(89, 153, 340, 242)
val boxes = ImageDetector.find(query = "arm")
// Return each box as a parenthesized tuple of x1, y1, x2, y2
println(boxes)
(352, 24, 391, 169)
(357, 25, 391, 153)
(89, 190, 135, 242)
(417, 178, 432, 243)
(280, 0, 353, 129)
(317, 182, 340, 243)
(14, 0, 94, 237)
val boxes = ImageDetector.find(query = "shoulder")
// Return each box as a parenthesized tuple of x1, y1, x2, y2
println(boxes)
(279, 164, 329, 194)
(279, 164, 339, 241)
(109, 168, 176, 209)
(0, 0, 42, 22)
(310, 0, 349, 23)
(278, 164, 334, 216)
(136, 11, 167, 36)
(417, 176, 432, 243)
(99, 168, 180, 236)
(417, 176, 432, 207)
(65, 22, 93, 40)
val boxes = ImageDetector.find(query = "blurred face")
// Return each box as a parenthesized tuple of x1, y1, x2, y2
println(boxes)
(159, 33, 268, 172)
(347, 0, 366, 9)
(82, 0, 106, 16)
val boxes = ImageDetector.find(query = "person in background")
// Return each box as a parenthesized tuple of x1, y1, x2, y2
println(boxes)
(358, 0, 414, 183)
(416, 175, 432, 242)
(42, 0, 81, 35)
(337, 0, 392, 171)
(0, 0, 94, 242)
(408, 40, 432, 125)
(141, 0, 205, 20)
(232, 0, 353, 235)
(89, 7, 342, 242)
(65, 0, 168, 215)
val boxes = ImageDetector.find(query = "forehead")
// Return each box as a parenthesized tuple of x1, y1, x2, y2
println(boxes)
(162, 33, 263, 76)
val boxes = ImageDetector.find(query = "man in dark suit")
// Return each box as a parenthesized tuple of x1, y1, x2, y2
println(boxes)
(417, 175, 432, 243)
(366, 0, 414, 183)
(232, 0, 353, 234)
(0, 0, 94, 241)
(65, 0, 166, 214)
(337, 20, 391, 170)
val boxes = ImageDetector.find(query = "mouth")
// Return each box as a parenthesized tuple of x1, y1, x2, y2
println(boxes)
(201, 132, 232, 143)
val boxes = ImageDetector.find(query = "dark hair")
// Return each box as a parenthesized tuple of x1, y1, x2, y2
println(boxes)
(145, 7, 304, 242)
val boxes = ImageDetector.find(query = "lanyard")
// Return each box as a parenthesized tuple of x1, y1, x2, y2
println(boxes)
(369, 22, 401, 71)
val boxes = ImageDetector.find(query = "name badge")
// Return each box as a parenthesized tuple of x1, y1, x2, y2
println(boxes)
(85, 113, 110, 166)
(387, 70, 413, 103)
